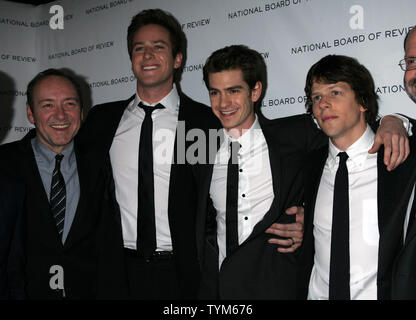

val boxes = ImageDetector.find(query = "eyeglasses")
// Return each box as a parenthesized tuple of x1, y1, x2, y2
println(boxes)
(398, 57, 416, 71)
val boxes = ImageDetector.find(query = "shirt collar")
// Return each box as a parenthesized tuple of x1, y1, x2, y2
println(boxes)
(328, 124, 375, 169)
(129, 84, 180, 114)
(223, 115, 262, 155)
(32, 136, 75, 168)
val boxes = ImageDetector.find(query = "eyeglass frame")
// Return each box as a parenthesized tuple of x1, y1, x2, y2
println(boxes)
(398, 57, 416, 71)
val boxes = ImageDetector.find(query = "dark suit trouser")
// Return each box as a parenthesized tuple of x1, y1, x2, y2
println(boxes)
(124, 250, 180, 300)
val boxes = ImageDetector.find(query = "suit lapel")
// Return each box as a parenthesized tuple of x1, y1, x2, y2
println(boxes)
(405, 204, 416, 245)
(377, 151, 392, 245)
(306, 147, 328, 221)
(63, 146, 89, 248)
(244, 119, 282, 241)
(19, 131, 64, 249)
(195, 163, 215, 262)
(105, 95, 135, 152)
(398, 139, 416, 246)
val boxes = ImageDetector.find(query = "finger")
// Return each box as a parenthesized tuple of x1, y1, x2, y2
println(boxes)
(368, 135, 382, 154)
(265, 222, 303, 232)
(404, 137, 410, 161)
(285, 206, 298, 215)
(264, 223, 279, 233)
(296, 207, 305, 224)
(266, 223, 303, 235)
(267, 237, 303, 247)
(382, 136, 392, 169)
(394, 136, 406, 167)
(387, 134, 400, 171)
(267, 229, 303, 239)
(274, 222, 303, 231)
(268, 237, 293, 247)
(277, 243, 301, 253)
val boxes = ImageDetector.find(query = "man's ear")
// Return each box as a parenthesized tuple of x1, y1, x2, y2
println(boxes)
(173, 52, 183, 70)
(251, 81, 263, 102)
(26, 103, 35, 125)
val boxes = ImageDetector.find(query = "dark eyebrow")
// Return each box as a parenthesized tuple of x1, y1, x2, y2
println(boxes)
(226, 85, 244, 90)
(208, 85, 244, 92)
(132, 40, 169, 46)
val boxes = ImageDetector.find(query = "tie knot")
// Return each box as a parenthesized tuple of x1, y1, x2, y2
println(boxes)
(337, 152, 349, 164)
(55, 154, 64, 169)
(229, 141, 241, 164)
(139, 102, 165, 115)
(230, 141, 241, 151)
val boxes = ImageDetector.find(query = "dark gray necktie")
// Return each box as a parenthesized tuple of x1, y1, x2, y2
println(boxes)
(329, 151, 350, 300)
(50, 154, 66, 239)
(137, 102, 164, 258)
(226, 141, 240, 256)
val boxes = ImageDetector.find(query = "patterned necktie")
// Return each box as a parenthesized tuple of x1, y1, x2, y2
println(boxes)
(137, 102, 164, 258)
(226, 141, 240, 256)
(329, 151, 350, 300)
(50, 154, 66, 239)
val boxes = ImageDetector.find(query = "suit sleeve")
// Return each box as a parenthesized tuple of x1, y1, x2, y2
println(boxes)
(303, 114, 328, 152)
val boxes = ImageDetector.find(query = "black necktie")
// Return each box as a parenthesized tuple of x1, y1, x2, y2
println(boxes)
(50, 154, 66, 239)
(137, 102, 164, 258)
(329, 151, 350, 300)
(226, 141, 240, 256)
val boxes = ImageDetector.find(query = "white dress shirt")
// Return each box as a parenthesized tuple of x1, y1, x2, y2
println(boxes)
(308, 125, 380, 300)
(210, 116, 274, 268)
(109, 85, 179, 250)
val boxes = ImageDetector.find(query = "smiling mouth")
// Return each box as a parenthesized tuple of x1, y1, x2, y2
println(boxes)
(51, 124, 70, 129)
(220, 109, 237, 116)
(143, 65, 157, 70)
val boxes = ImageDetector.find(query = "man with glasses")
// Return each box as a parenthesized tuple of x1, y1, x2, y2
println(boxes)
(392, 27, 416, 299)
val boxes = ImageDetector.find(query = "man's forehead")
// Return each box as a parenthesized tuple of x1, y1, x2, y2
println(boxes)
(312, 80, 350, 89)
(33, 76, 78, 97)
(405, 29, 416, 52)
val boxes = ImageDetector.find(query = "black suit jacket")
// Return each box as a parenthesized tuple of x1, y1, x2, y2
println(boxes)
(299, 140, 416, 300)
(0, 129, 120, 299)
(391, 133, 416, 299)
(0, 169, 25, 299)
(194, 113, 325, 299)
(77, 92, 221, 299)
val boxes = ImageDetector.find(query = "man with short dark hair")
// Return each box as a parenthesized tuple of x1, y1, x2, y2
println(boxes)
(0, 69, 117, 299)
(300, 54, 416, 300)
(195, 45, 327, 299)
(78, 8, 222, 300)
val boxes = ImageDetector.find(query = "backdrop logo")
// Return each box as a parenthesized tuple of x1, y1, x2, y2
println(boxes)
(49, 5, 64, 30)
(349, 5, 364, 30)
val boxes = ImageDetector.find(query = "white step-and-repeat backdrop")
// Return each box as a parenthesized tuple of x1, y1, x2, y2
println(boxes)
(1, 0, 415, 144)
